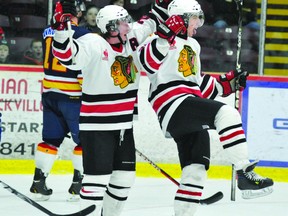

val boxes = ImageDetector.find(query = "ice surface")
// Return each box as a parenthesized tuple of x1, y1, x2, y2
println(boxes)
(0, 175, 287, 216)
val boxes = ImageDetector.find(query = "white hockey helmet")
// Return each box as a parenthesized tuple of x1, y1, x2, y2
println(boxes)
(168, 0, 204, 27)
(96, 5, 131, 34)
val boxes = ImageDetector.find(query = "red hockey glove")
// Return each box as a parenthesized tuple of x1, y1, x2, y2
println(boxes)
(156, 15, 186, 44)
(155, 0, 172, 10)
(216, 68, 249, 97)
(51, 0, 77, 30)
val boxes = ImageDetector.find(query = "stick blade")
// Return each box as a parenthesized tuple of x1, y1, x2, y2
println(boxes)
(52, 204, 96, 216)
(200, 191, 224, 205)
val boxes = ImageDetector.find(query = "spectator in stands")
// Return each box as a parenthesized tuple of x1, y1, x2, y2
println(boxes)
(110, 0, 124, 7)
(0, 27, 5, 40)
(0, 39, 15, 64)
(21, 39, 43, 65)
(209, 0, 259, 30)
(79, 3, 100, 33)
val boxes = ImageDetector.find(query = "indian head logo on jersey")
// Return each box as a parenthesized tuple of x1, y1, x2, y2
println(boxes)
(111, 55, 138, 89)
(178, 45, 197, 77)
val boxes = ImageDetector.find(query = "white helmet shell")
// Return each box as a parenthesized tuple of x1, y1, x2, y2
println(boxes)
(168, 0, 204, 26)
(96, 5, 129, 34)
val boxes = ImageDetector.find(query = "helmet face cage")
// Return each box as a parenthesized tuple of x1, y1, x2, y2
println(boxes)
(168, 0, 205, 28)
(106, 15, 132, 32)
(96, 5, 130, 34)
(182, 11, 205, 28)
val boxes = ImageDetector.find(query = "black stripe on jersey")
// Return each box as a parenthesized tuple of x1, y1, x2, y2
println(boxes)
(146, 12, 161, 26)
(200, 75, 210, 91)
(149, 80, 199, 102)
(82, 90, 138, 103)
(140, 48, 155, 75)
(200, 75, 218, 99)
(80, 114, 133, 124)
(151, 39, 166, 61)
(53, 38, 70, 50)
(157, 96, 183, 125)
(152, 6, 168, 22)
(133, 106, 138, 115)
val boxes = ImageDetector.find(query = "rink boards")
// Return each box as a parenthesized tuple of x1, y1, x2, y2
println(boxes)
(0, 65, 288, 182)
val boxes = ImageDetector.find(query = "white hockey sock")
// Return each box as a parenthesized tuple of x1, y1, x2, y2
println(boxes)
(214, 105, 250, 169)
(71, 146, 83, 175)
(102, 170, 135, 216)
(174, 164, 207, 216)
(35, 142, 57, 175)
(80, 174, 110, 216)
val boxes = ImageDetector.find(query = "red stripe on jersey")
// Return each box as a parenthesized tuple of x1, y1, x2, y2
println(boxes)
(176, 189, 202, 197)
(43, 78, 80, 84)
(146, 43, 161, 70)
(219, 129, 245, 142)
(202, 78, 214, 98)
(152, 87, 203, 113)
(81, 101, 135, 113)
(52, 48, 72, 60)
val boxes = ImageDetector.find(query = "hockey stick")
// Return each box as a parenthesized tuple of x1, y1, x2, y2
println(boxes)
(136, 148, 223, 205)
(0, 180, 96, 216)
(231, 0, 244, 202)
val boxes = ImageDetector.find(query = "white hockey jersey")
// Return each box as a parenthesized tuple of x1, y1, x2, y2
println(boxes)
(52, 18, 158, 131)
(137, 35, 224, 135)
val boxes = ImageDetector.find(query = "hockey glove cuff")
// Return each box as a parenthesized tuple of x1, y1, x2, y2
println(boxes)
(156, 15, 186, 44)
(216, 69, 249, 97)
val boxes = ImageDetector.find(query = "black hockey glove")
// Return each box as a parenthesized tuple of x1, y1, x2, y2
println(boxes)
(156, 15, 186, 44)
(216, 68, 249, 97)
(51, 0, 77, 30)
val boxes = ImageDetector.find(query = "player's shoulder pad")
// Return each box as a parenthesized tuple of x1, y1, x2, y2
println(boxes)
(72, 26, 91, 39)
(43, 26, 55, 39)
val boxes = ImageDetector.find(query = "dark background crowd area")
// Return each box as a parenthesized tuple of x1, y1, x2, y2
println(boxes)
(0, 0, 260, 73)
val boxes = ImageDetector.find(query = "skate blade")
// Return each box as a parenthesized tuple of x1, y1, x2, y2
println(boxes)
(241, 186, 273, 199)
(31, 193, 51, 201)
(66, 194, 80, 202)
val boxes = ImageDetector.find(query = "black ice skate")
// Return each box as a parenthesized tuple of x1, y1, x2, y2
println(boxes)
(237, 160, 274, 199)
(30, 168, 52, 201)
(67, 169, 83, 202)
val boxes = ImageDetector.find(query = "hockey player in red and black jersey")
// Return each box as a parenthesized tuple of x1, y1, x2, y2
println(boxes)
(137, 0, 273, 215)
(29, 5, 91, 201)
(51, 0, 171, 215)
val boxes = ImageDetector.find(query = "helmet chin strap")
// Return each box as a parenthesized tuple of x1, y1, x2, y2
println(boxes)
(108, 32, 126, 45)
(117, 33, 126, 45)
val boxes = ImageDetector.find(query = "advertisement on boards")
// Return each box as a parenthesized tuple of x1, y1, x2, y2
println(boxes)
(0, 66, 44, 158)
(242, 76, 288, 167)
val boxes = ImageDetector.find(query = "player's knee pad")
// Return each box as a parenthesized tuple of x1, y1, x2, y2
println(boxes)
(214, 105, 242, 131)
(190, 130, 210, 170)
(71, 146, 83, 174)
(181, 164, 207, 185)
(35, 142, 58, 174)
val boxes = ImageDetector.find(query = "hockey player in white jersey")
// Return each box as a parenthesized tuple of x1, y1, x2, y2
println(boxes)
(51, 0, 172, 215)
(137, 0, 274, 215)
